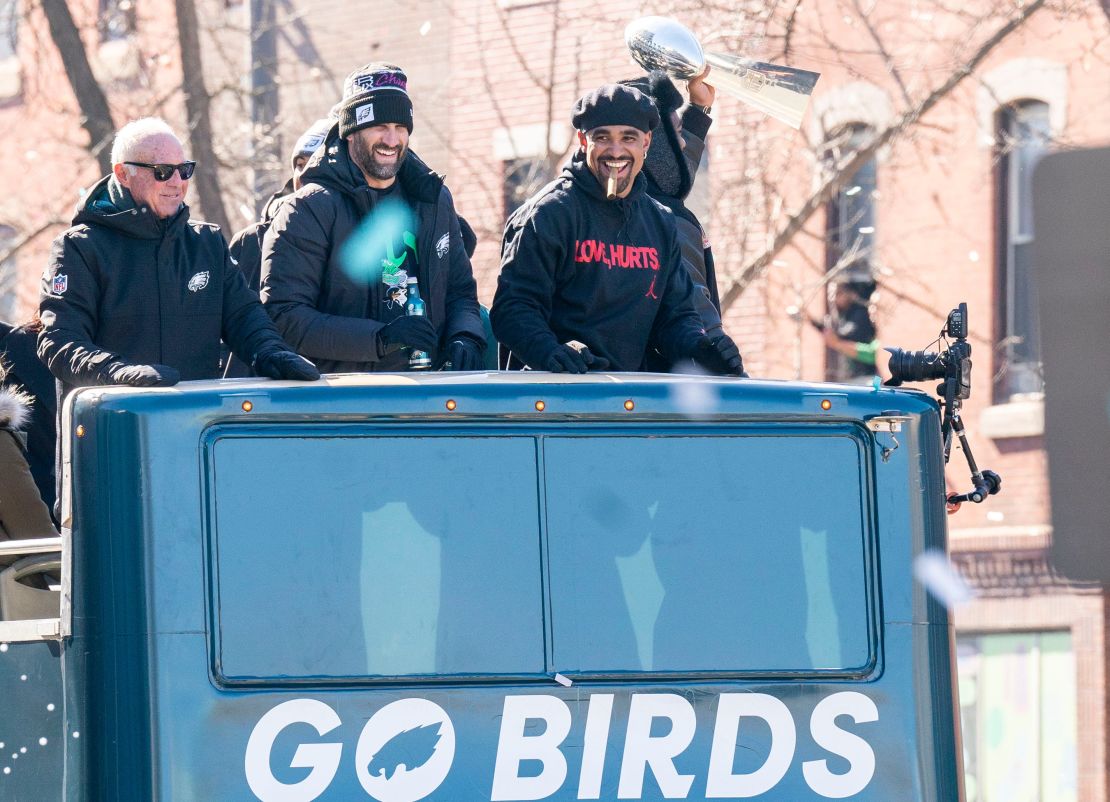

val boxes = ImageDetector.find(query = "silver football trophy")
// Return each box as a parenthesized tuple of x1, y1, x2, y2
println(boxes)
(625, 16, 820, 130)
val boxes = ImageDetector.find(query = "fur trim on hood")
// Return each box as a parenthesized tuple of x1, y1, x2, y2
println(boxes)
(0, 386, 31, 430)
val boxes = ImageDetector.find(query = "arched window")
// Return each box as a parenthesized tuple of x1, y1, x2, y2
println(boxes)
(995, 100, 1050, 400)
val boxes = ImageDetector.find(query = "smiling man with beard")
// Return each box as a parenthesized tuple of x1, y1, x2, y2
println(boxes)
(491, 84, 744, 375)
(260, 63, 485, 373)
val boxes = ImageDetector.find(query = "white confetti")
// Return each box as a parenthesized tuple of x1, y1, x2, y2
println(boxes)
(71, 732, 80, 739)
(19, 675, 26, 681)
(38, 738, 47, 747)
(18, 748, 25, 754)
(913, 548, 975, 609)
(419, 20, 432, 36)
(46, 704, 55, 712)
(554, 673, 573, 687)
(2, 767, 8, 775)
(670, 370, 721, 417)
(0, 643, 8, 652)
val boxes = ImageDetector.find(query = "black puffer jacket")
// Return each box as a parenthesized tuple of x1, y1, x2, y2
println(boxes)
(260, 126, 484, 373)
(490, 153, 705, 372)
(38, 175, 290, 394)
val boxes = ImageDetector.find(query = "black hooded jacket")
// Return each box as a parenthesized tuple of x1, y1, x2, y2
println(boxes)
(490, 153, 706, 372)
(229, 180, 293, 295)
(643, 106, 722, 332)
(260, 127, 484, 373)
(38, 174, 290, 395)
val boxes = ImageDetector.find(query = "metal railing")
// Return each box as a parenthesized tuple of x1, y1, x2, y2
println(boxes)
(0, 537, 63, 558)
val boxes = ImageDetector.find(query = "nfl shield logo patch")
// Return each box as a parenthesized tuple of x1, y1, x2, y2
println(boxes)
(52, 274, 68, 294)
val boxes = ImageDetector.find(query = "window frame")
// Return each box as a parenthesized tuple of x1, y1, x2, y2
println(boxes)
(202, 421, 881, 688)
(994, 99, 1051, 402)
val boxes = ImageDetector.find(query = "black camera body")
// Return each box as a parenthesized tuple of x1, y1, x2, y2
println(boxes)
(885, 302, 971, 401)
(883, 302, 1000, 506)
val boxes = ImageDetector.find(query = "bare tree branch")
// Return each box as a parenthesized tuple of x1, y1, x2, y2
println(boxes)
(176, 0, 232, 233)
(720, 0, 1049, 313)
(37, 0, 115, 174)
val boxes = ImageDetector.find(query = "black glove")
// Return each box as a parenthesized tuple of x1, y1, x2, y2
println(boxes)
(103, 361, 180, 387)
(442, 336, 485, 371)
(378, 316, 439, 356)
(693, 334, 746, 376)
(253, 349, 321, 381)
(543, 342, 610, 373)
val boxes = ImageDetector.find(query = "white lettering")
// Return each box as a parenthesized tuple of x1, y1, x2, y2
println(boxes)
(244, 699, 342, 802)
(706, 693, 796, 798)
(577, 694, 614, 799)
(802, 691, 878, 798)
(491, 695, 572, 801)
(617, 694, 696, 799)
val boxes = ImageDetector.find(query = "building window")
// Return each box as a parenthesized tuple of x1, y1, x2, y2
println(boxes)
(824, 124, 878, 382)
(0, 0, 17, 61)
(503, 156, 553, 223)
(957, 631, 1077, 802)
(98, 0, 135, 42)
(0, 224, 18, 321)
(995, 100, 1050, 401)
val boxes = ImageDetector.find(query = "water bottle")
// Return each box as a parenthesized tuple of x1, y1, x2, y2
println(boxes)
(405, 276, 432, 370)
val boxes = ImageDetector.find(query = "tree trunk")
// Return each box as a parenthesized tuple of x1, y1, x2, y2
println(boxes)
(175, 0, 232, 234)
(38, 0, 115, 175)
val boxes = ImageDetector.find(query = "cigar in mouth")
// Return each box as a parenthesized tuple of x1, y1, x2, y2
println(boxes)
(606, 171, 618, 200)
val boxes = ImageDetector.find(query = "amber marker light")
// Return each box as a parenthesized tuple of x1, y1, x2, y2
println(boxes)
(446, 399, 457, 411)
(624, 399, 635, 411)
(241, 400, 254, 412)
(535, 400, 546, 412)
(75, 425, 86, 438)
(820, 399, 833, 411)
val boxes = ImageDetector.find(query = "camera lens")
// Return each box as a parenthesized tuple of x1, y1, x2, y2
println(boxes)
(885, 348, 947, 386)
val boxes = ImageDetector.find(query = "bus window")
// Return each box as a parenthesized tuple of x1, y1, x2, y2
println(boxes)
(543, 431, 872, 675)
(209, 434, 545, 683)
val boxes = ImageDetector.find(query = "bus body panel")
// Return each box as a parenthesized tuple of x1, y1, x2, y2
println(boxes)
(34, 374, 960, 800)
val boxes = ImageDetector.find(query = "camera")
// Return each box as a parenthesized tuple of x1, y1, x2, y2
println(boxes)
(885, 302, 971, 401)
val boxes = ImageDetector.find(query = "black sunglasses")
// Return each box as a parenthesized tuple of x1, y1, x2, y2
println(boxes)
(124, 161, 197, 181)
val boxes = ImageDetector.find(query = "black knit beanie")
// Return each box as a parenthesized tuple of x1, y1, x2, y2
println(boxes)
(338, 63, 414, 138)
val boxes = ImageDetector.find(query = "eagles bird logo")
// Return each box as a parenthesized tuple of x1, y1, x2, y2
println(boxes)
(366, 721, 443, 780)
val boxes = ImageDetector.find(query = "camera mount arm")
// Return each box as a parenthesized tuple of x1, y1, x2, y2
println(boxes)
(943, 406, 1002, 504)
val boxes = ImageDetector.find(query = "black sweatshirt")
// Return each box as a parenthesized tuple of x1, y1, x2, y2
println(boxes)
(490, 154, 705, 371)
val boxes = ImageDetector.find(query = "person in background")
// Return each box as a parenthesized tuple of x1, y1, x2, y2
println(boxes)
(0, 361, 58, 545)
(621, 69, 727, 370)
(224, 117, 333, 377)
(815, 280, 879, 381)
(0, 314, 56, 516)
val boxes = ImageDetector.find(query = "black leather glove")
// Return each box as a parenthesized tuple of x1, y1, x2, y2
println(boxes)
(103, 361, 180, 387)
(253, 349, 321, 381)
(442, 336, 485, 371)
(378, 316, 439, 356)
(693, 334, 746, 376)
(543, 342, 610, 373)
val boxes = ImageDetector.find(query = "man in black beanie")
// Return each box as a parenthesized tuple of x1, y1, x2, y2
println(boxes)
(621, 68, 726, 370)
(491, 83, 744, 375)
(261, 62, 485, 373)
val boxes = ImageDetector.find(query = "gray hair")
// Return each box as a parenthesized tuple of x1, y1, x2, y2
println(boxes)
(110, 117, 181, 166)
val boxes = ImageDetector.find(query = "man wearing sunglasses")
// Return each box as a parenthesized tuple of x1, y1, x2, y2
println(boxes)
(38, 116, 320, 400)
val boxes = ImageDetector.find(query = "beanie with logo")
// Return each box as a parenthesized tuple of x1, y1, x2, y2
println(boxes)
(338, 63, 414, 138)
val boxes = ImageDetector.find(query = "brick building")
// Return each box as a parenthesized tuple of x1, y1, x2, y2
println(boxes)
(1, 1, 1108, 798)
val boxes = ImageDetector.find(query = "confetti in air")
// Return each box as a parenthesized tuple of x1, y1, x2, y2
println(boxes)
(913, 548, 975, 608)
